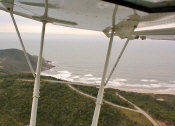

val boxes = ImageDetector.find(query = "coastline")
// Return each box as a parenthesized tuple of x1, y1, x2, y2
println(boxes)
(42, 60, 55, 71)
(108, 87, 175, 95)
(42, 72, 175, 95)
(42, 61, 175, 96)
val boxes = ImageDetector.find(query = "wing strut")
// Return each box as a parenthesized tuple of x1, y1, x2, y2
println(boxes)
(91, 7, 139, 126)
(104, 27, 135, 86)
(29, 21, 46, 126)
(29, 0, 48, 126)
(9, 2, 35, 78)
(91, 5, 118, 126)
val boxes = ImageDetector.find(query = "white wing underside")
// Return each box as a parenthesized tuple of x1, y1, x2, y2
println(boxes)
(135, 27, 175, 40)
(0, 0, 174, 40)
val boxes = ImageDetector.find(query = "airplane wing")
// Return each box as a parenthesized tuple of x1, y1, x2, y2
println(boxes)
(135, 27, 175, 40)
(134, 14, 175, 40)
(0, 0, 174, 40)
(0, 0, 140, 31)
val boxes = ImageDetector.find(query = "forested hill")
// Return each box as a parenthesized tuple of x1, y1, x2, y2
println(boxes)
(0, 73, 153, 126)
(74, 85, 175, 126)
(0, 49, 54, 75)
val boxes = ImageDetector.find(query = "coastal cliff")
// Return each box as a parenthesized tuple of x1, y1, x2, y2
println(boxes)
(0, 49, 54, 75)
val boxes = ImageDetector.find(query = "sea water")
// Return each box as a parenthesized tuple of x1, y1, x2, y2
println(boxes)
(1, 33, 175, 94)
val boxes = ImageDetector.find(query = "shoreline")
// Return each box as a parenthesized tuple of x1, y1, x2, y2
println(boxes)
(43, 73, 175, 96)
(42, 62, 175, 96)
(42, 60, 56, 71)
(42, 73, 175, 96)
(111, 87, 175, 95)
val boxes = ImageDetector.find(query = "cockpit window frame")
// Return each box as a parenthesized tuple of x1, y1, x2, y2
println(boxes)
(103, 0, 175, 13)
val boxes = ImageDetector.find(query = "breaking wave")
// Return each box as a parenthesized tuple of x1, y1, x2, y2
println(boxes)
(42, 62, 175, 94)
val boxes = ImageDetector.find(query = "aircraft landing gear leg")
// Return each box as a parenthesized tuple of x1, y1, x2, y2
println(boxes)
(91, 5, 118, 126)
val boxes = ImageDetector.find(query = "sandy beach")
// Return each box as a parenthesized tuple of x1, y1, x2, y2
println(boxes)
(115, 88, 175, 95)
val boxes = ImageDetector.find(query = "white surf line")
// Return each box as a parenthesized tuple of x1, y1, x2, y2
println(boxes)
(116, 93, 159, 126)
(67, 84, 139, 113)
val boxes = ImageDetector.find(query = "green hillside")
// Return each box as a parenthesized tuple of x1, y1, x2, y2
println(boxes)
(119, 90, 175, 126)
(0, 49, 54, 75)
(73, 85, 134, 109)
(74, 85, 175, 126)
(0, 73, 153, 126)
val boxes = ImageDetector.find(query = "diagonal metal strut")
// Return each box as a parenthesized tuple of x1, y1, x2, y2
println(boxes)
(29, 21, 46, 126)
(105, 27, 135, 86)
(10, 10, 35, 78)
(91, 5, 118, 126)
(29, 0, 48, 126)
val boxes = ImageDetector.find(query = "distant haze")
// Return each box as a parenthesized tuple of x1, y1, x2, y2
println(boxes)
(1, 32, 175, 93)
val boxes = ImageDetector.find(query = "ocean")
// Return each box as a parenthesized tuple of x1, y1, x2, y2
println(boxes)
(1, 32, 175, 94)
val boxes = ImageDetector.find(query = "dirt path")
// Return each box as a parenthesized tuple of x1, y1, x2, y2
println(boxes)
(67, 84, 139, 112)
(116, 92, 159, 126)
(67, 84, 159, 126)
(18, 78, 159, 126)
